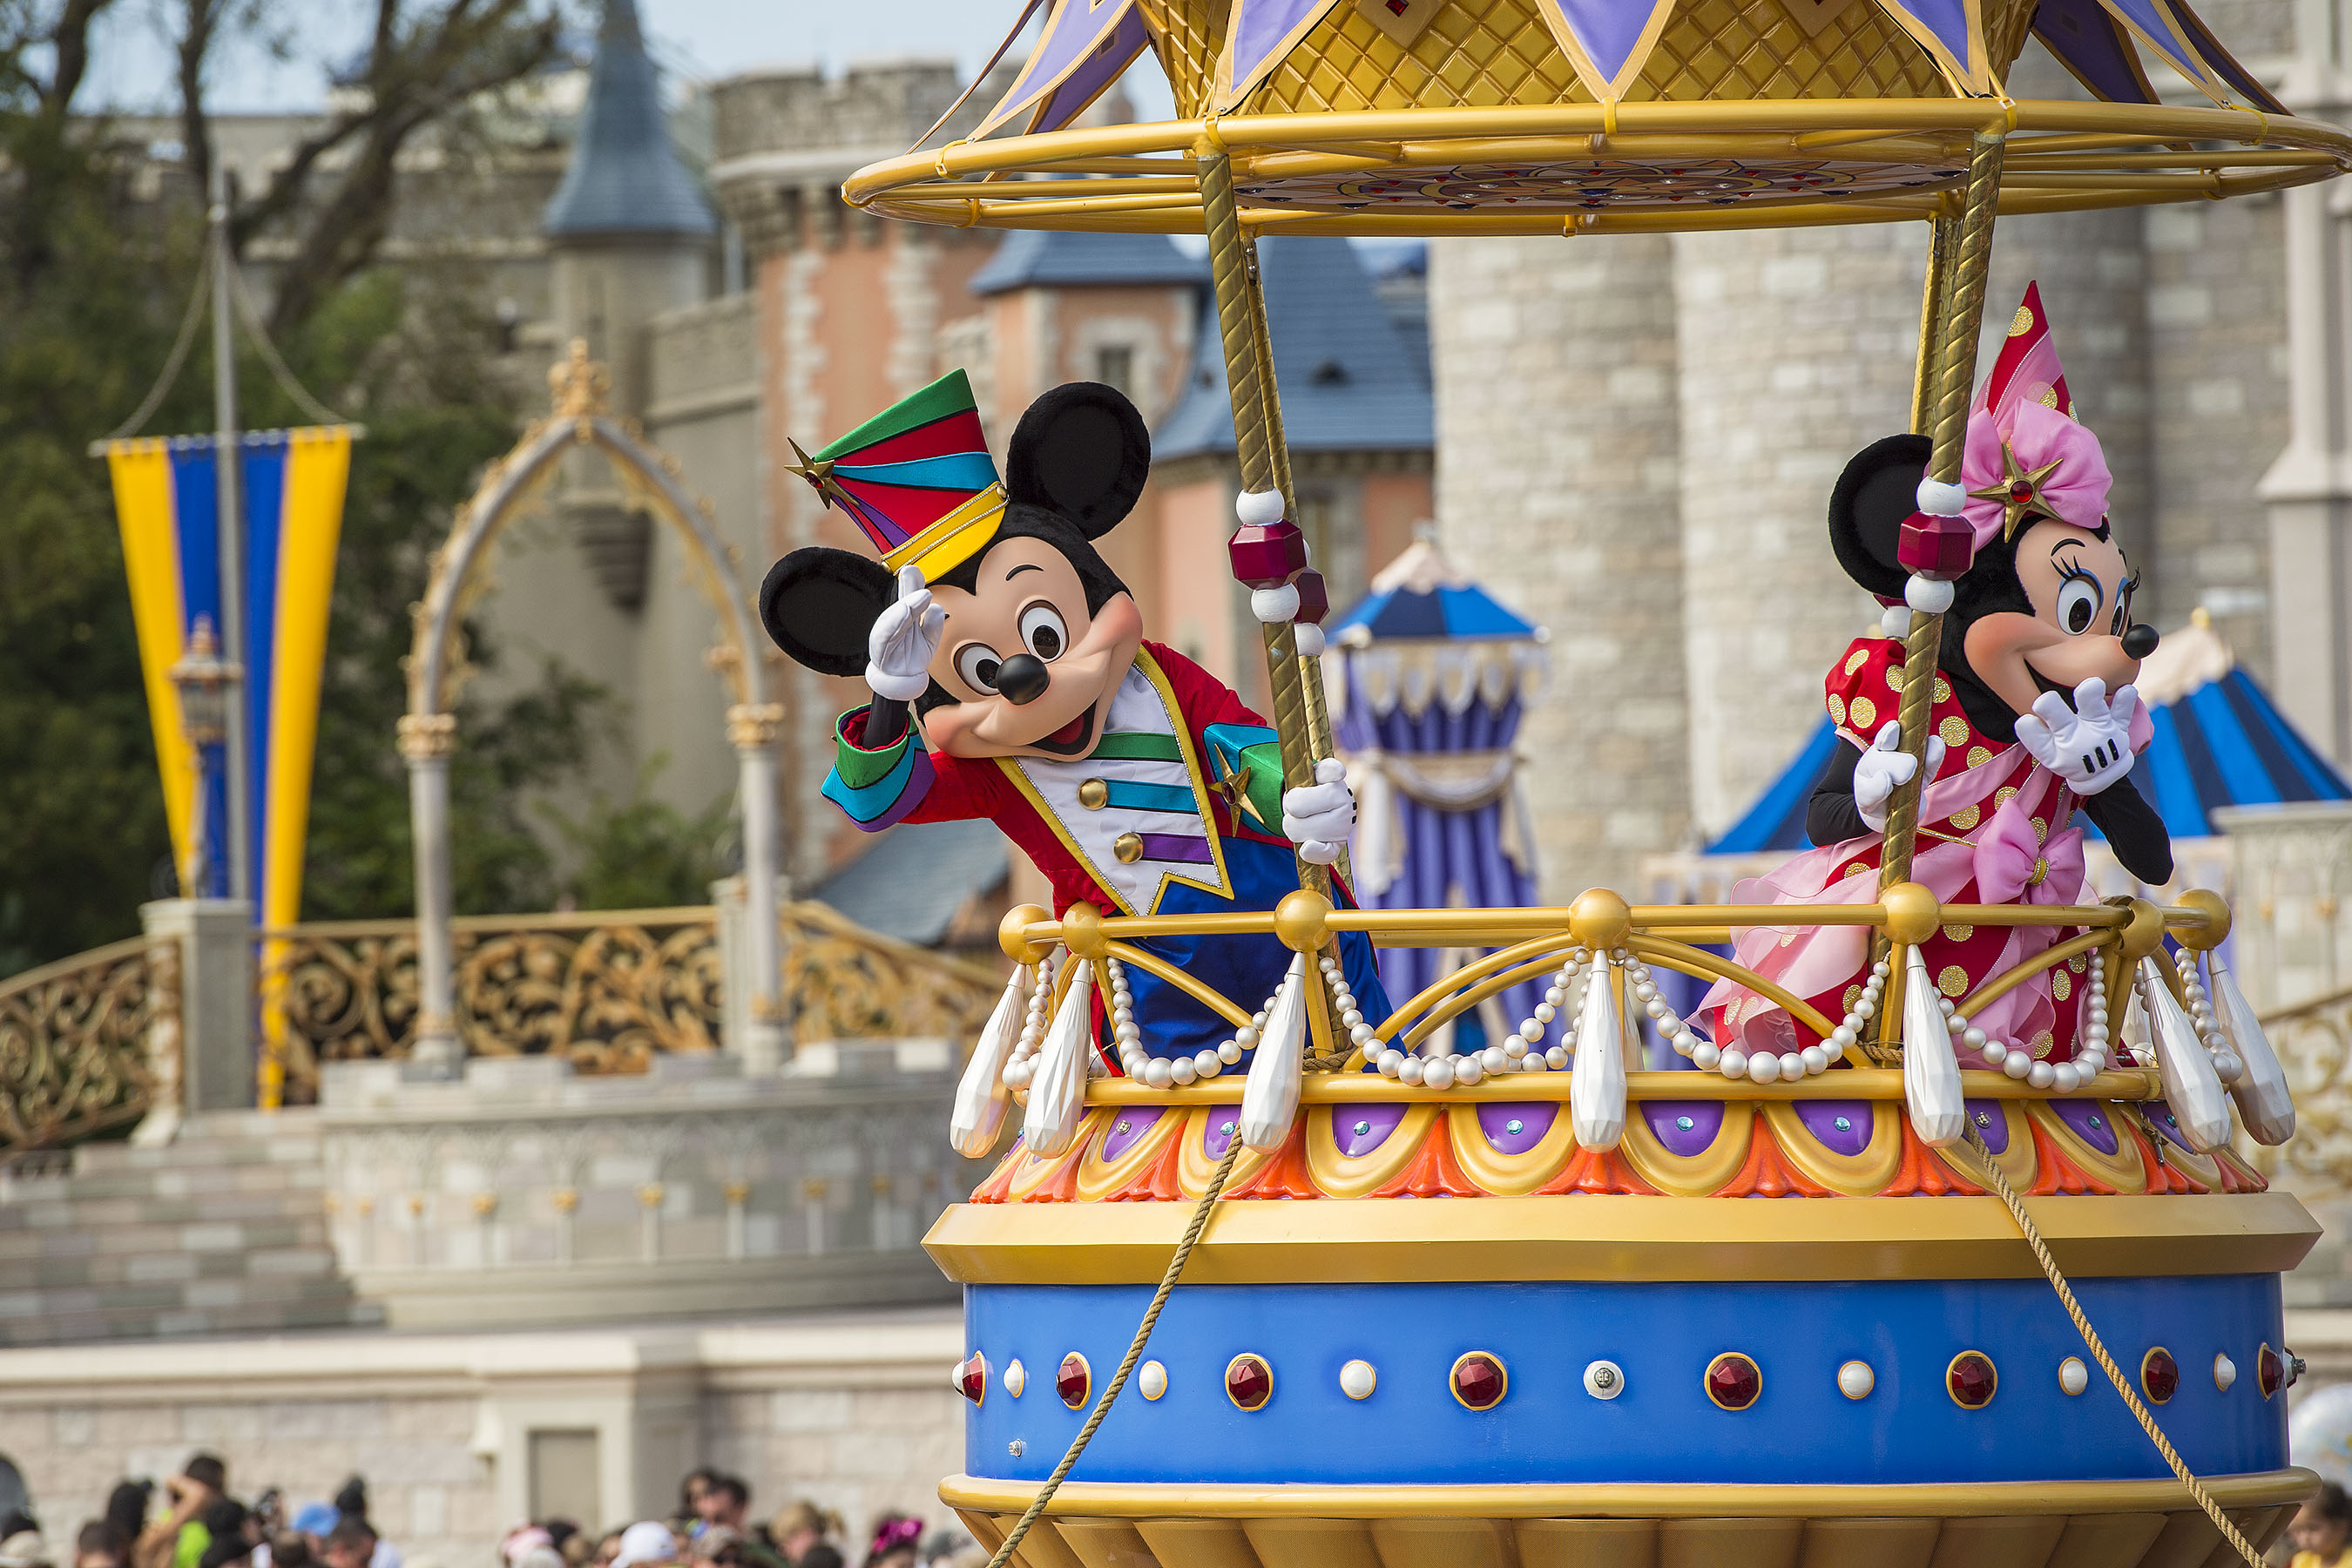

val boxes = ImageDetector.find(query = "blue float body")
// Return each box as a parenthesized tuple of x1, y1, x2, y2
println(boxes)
(963, 1274, 2288, 1485)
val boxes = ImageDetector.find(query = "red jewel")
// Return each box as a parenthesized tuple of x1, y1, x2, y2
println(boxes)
(953, 1352, 988, 1405)
(1057, 1353, 1090, 1409)
(2009, 479, 2035, 503)
(1947, 1351, 1997, 1409)
(1450, 1353, 1507, 1411)
(2259, 1344, 2284, 1398)
(1226, 1354, 1274, 1411)
(1706, 1352, 1761, 1410)
(2141, 1348, 2179, 1404)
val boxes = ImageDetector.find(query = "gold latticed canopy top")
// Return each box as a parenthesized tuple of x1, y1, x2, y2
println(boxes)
(843, 0, 2352, 234)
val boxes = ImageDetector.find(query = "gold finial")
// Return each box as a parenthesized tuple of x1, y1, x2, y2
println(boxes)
(549, 339, 611, 419)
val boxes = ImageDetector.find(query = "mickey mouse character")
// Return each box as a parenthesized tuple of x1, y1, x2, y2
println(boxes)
(1702, 285, 2167, 1079)
(759, 370, 1385, 1068)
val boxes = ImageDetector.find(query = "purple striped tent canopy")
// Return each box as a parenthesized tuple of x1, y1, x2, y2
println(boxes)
(970, 0, 2285, 137)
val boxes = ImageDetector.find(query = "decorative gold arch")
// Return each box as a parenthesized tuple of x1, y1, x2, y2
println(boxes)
(396, 341, 785, 1073)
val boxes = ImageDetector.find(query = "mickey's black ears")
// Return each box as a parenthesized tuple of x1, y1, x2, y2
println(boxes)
(760, 547, 895, 678)
(1005, 382, 1150, 539)
(1828, 433, 1930, 602)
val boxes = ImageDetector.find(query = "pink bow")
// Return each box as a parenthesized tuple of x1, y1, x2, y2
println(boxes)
(1960, 400, 2112, 551)
(1973, 797, 2085, 906)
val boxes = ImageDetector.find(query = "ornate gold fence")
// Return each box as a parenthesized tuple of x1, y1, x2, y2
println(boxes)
(2252, 983, 2352, 1192)
(783, 901, 1004, 1042)
(0, 934, 172, 1155)
(263, 902, 1004, 1098)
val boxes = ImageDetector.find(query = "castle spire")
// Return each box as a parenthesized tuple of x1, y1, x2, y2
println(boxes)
(544, 0, 716, 239)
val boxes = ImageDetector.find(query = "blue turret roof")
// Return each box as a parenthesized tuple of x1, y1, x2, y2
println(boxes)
(970, 231, 1206, 294)
(544, 0, 716, 240)
(1155, 236, 1431, 460)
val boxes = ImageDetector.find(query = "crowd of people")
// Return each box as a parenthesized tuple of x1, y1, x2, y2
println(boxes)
(0, 1463, 974, 1568)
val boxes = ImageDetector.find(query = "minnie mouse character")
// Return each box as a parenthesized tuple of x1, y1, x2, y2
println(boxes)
(1702, 284, 2167, 1081)
(760, 370, 1385, 1067)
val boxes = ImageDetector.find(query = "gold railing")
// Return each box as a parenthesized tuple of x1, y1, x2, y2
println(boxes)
(1003, 884, 2227, 1102)
(0, 934, 172, 1155)
(784, 901, 1004, 1043)
(2251, 983, 2352, 1192)
(263, 901, 1005, 1097)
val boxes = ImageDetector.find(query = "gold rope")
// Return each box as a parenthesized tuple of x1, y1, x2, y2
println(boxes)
(982, 1136, 1245, 1568)
(1200, 148, 1335, 916)
(1876, 132, 2006, 1051)
(1956, 1130, 2268, 1568)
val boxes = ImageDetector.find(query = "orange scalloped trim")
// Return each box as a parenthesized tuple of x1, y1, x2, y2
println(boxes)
(1224, 1117, 1320, 1200)
(1371, 1119, 1484, 1198)
(1534, 1144, 1659, 1196)
(970, 1146, 1025, 1204)
(2126, 1119, 2206, 1195)
(1017, 1146, 1088, 1203)
(2213, 1146, 2269, 1193)
(2024, 1112, 2115, 1196)
(1876, 1119, 1985, 1196)
(1107, 1127, 1189, 1202)
(1716, 1118, 1833, 1198)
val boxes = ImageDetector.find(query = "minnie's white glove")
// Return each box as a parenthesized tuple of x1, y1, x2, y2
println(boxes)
(1853, 720, 1946, 832)
(866, 564, 945, 703)
(1282, 758, 1355, 867)
(2015, 677, 2139, 795)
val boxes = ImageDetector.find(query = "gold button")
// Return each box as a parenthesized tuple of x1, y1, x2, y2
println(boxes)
(1113, 832, 1145, 863)
(1078, 779, 1109, 810)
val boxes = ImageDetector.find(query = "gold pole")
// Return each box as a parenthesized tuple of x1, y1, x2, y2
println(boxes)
(1909, 215, 1957, 436)
(1876, 131, 2007, 1047)
(1200, 146, 1340, 1058)
(1241, 232, 1353, 887)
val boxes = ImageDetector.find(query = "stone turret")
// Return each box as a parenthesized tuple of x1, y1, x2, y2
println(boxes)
(545, 0, 717, 612)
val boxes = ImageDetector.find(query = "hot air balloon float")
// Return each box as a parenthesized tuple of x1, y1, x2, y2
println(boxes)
(765, 0, 2352, 1560)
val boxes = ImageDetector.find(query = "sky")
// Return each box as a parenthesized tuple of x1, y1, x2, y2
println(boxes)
(76, 0, 1174, 120)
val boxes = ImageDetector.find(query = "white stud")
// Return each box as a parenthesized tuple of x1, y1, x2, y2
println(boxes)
(1004, 1359, 1027, 1398)
(1139, 1360, 1167, 1401)
(2214, 1352, 2237, 1392)
(1584, 1360, 1625, 1400)
(2059, 1356, 2089, 1396)
(1837, 1360, 1875, 1401)
(1340, 1359, 1377, 1400)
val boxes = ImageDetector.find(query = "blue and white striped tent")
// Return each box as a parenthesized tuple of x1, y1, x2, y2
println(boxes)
(1707, 613, 2352, 855)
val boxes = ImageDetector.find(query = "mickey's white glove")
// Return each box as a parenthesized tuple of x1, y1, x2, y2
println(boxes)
(2015, 677, 2139, 795)
(1853, 721, 1946, 833)
(866, 564, 945, 703)
(1282, 758, 1355, 867)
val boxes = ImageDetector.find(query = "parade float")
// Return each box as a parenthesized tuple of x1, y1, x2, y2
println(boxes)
(794, 0, 2352, 1559)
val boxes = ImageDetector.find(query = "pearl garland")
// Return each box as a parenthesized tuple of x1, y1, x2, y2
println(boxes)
(999, 957, 1053, 1092)
(2174, 948, 2244, 1085)
(1703, 957, 1878, 1083)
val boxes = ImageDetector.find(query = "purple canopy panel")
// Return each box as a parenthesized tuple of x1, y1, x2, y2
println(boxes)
(2093, 0, 2221, 98)
(1867, 0, 1984, 91)
(1535, 0, 1680, 98)
(975, 0, 1146, 140)
(1216, 0, 1348, 111)
(1342, 660, 1542, 1033)
(1029, 5, 1154, 132)
(2032, 0, 2160, 102)
(2163, 0, 2286, 110)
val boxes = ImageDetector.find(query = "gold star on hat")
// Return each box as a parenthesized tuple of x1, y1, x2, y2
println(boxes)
(1968, 438, 2066, 543)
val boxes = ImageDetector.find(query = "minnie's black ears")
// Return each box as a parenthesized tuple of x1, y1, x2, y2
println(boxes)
(760, 546, 895, 678)
(1828, 433, 1930, 602)
(1005, 382, 1150, 539)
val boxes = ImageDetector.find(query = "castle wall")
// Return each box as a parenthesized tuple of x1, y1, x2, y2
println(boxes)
(1429, 234, 1690, 896)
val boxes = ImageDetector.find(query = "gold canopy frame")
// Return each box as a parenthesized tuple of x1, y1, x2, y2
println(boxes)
(844, 98, 2352, 236)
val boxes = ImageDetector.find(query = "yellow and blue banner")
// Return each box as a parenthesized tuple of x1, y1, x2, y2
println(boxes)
(103, 427, 353, 928)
